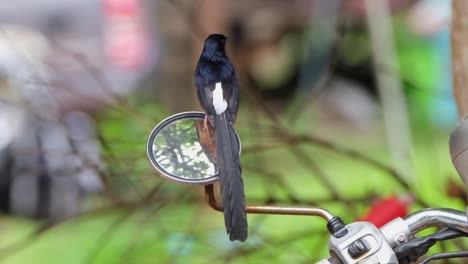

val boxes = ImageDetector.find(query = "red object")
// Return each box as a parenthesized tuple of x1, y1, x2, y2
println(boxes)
(103, 0, 149, 70)
(105, 24, 147, 69)
(104, 0, 138, 17)
(359, 195, 412, 228)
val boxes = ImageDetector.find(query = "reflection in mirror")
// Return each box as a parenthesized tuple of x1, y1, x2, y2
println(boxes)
(152, 118, 216, 181)
(148, 112, 241, 185)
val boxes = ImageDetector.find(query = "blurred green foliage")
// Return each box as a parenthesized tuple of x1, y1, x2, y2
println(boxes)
(0, 9, 463, 264)
(0, 93, 463, 263)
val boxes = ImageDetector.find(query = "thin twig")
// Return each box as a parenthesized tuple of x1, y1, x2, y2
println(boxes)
(243, 132, 429, 208)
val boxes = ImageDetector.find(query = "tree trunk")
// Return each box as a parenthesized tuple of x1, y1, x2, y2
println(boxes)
(452, 0, 468, 118)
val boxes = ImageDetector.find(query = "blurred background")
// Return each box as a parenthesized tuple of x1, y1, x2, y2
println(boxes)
(0, 0, 464, 263)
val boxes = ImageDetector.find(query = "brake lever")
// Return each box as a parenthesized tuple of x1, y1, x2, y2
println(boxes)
(394, 228, 468, 263)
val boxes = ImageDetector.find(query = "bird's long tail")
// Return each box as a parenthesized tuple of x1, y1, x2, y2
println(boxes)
(214, 113, 248, 242)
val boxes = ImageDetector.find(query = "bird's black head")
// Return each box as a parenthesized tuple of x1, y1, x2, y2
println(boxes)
(200, 34, 228, 60)
(205, 34, 227, 46)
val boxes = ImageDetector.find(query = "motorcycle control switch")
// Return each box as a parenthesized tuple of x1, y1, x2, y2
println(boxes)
(348, 238, 370, 258)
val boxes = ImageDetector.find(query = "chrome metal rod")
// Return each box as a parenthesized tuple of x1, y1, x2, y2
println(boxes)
(404, 208, 468, 234)
(204, 184, 334, 222)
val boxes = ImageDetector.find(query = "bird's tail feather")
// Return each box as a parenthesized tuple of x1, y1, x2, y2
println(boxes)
(214, 113, 248, 242)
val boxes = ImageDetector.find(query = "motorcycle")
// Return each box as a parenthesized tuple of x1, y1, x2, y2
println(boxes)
(147, 111, 468, 264)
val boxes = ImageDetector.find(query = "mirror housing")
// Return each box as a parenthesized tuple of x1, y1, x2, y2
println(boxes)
(449, 117, 468, 206)
(146, 111, 240, 185)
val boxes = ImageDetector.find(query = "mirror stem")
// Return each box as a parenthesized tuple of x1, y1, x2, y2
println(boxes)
(205, 184, 224, 211)
(204, 184, 334, 222)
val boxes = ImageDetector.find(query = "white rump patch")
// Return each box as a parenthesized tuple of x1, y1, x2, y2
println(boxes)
(212, 82, 228, 114)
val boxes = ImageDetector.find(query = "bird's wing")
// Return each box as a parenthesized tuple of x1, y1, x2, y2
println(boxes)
(195, 76, 215, 116)
(223, 73, 239, 123)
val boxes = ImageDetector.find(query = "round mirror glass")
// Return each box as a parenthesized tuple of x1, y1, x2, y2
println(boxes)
(147, 111, 241, 185)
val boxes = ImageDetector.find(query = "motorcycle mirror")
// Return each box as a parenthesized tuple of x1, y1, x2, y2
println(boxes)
(449, 117, 468, 204)
(147, 111, 241, 185)
(148, 112, 336, 223)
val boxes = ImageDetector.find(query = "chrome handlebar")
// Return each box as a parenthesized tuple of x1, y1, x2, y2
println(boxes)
(404, 208, 468, 234)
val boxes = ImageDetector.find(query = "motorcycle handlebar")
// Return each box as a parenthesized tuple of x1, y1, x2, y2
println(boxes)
(403, 208, 468, 234)
(319, 208, 468, 264)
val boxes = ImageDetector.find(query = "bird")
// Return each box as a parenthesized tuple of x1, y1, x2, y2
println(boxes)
(194, 34, 248, 242)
